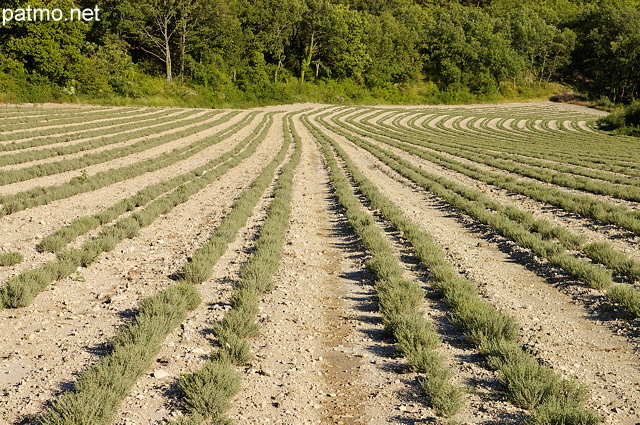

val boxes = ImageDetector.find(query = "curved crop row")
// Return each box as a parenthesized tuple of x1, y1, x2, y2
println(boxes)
(421, 123, 640, 177)
(0, 109, 182, 160)
(0, 113, 274, 310)
(359, 112, 640, 201)
(397, 107, 639, 168)
(347, 109, 640, 204)
(174, 113, 301, 425)
(0, 110, 227, 187)
(0, 106, 115, 120)
(0, 111, 253, 217)
(317, 110, 640, 318)
(0, 109, 180, 152)
(0, 108, 162, 143)
(407, 111, 640, 173)
(345, 111, 640, 285)
(39, 112, 293, 425)
(307, 112, 600, 424)
(0, 107, 152, 133)
(388, 111, 640, 186)
(330, 109, 640, 236)
(304, 114, 465, 417)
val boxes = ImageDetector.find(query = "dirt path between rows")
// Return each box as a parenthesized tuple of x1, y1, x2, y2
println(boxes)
(227, 113, 439, 425)
(0, 111, 282, 425)
(1, 102, 636, 425)
(113, 112, 292, 424)
(0, 109, 222, 197)
(0, 111, 260, 286)
(310, 111, 640, 424)
(339, 110, 640, 264)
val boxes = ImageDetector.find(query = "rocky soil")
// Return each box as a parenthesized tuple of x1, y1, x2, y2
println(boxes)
(0, 102, 638, 425)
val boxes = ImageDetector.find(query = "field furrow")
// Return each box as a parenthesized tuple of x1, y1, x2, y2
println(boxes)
(307, 110, 640, 423)
(345, 109, 640, 205)
(0, 112, 259, 285)
(339, 111, 640, 263)
(0, 107, 168, 136)
(0, 111, 287, 424)
(1, 102, 639, 425)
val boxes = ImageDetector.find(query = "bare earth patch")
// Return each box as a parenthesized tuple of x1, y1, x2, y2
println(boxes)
(0, 101, 638, 425)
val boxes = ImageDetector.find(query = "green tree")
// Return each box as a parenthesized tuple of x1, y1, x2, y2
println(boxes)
(500, 7, 575, 86)
(421, 6, 521, 93)
(301, 2, 370, 81)
(75, 37, 138, 95)
(117, 0, 179, 83)
(176, 0, 203, 82)
(362, 6, 424, 87)
(185, 0, 246, 87)
(243, 0, 305, 82)
(3, 0, 87, 85)
(571, 3, 640, 102)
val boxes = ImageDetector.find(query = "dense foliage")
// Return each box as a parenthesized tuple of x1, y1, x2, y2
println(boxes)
(597, 101, 640, 135)
(0, 0, 639, 105)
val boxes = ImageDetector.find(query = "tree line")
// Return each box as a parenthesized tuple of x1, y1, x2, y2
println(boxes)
(0, 0, 639, 105)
